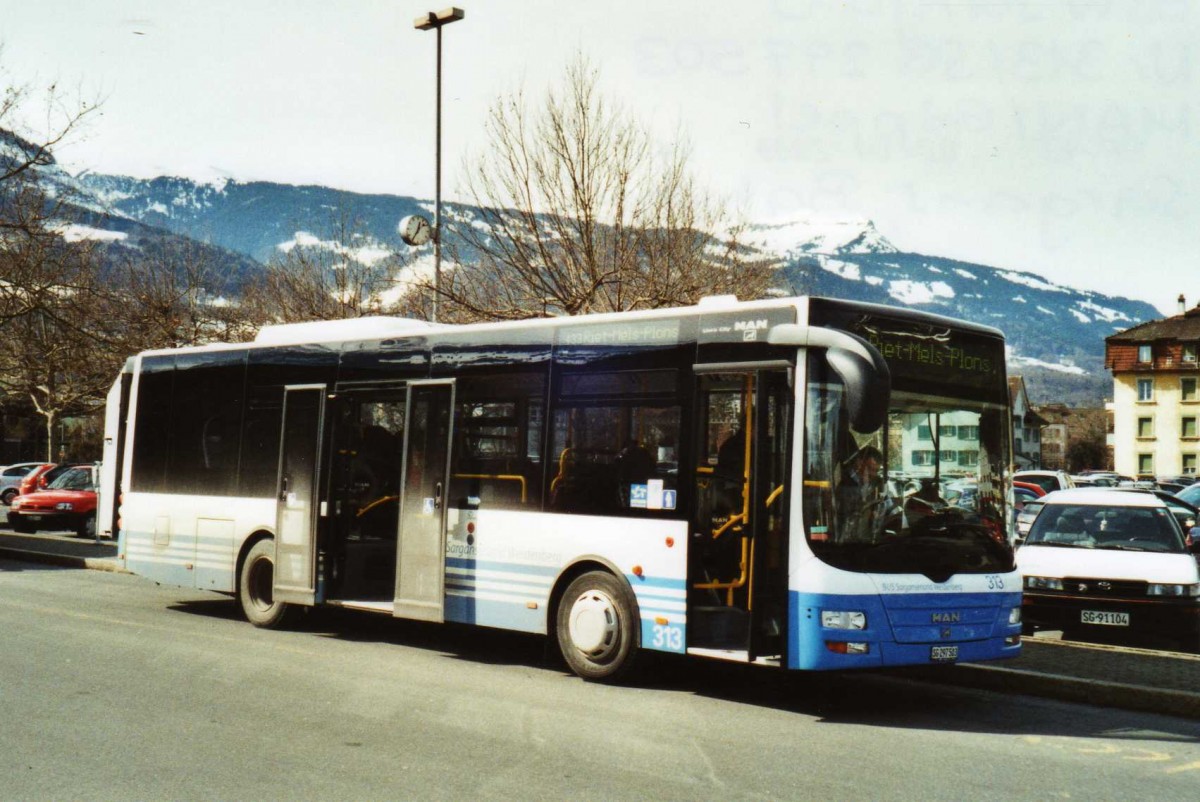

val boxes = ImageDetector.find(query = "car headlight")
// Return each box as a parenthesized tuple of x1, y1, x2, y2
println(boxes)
(1147, 583, 1200, 597)
(1008, 607, 1022, 625)
(55, 502, 74, 511)
(1025, 576, 1064, 591)
(9, 498, 21, 509)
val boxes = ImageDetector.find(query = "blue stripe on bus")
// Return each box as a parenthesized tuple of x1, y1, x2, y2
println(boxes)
(446, 556, 559, 576)
(787, 590, 1022, 670)
(443, 561, 687, 654)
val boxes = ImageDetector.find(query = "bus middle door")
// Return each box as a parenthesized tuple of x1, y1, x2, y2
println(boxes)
(273, 384, 326, 606)
(394, 380, 455, 622)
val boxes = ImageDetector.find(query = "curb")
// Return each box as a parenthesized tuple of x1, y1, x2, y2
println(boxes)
(0, 545, 126, 573)
(893, 661, 1200, 721)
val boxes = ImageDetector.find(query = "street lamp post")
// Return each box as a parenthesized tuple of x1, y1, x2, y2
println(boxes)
(414, 6, 465, 323)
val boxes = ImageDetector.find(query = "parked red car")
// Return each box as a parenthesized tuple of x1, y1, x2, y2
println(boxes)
(7, 465, 98, 537)
(17, 463, 76, 497)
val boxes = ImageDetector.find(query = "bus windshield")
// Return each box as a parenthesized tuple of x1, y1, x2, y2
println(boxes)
(803, 372, 1014, 577)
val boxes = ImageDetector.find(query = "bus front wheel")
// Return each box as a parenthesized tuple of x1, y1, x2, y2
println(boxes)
(238, 539, 294, 628)
(556, 571, 639, 682)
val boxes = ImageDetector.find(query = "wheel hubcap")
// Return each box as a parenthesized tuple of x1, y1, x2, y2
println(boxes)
(568, 589, 619, 657)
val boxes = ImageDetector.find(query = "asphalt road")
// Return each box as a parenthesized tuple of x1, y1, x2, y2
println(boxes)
(2, 558, 1199, 801)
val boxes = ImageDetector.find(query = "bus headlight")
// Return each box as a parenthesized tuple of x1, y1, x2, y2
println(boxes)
(821, 611, 867, 630)
(1025, 576, 1064, 591)
(1008, 607, 1022, 625)
(1147, 583, 1199, 597)
(56, 502, 74, 511)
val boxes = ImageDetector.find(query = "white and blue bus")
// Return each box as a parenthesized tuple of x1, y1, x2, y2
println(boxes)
(99, 295, 1021, 681)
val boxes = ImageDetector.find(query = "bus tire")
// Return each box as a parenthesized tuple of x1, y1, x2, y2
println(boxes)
(238, 539, 294, 628)
(556, 571, 639, 682)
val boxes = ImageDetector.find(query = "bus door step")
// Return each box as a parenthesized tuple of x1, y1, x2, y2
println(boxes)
(690, 606, 749, 650)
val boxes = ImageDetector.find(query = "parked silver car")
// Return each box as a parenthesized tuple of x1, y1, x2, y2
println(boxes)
(0, 462, 49, 506)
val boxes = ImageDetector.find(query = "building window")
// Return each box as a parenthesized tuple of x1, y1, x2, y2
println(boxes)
(1183, 378, 1198, 402)
(1184, 343, 1198, 363)
(939, 424, 957, 438)
(1183, 417, 1198, 439)
(1137, 453, 1154, 475)
(940, 450, 956, 462)
(1137, 378, 1154, 402)
(1184, 454, 1198, 475)
(1137, 344, 1152, 363)
(957, 450, 979, 467)
(911, 450, 936, 466)
(958, 425, 979, 440)
(916, 425, 932, 441)
(1137, 417, 1154, 438)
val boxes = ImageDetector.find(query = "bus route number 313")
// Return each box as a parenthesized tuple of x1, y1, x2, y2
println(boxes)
(652, 623, 684, 652)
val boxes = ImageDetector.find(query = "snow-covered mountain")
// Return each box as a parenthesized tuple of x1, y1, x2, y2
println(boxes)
(1, 131, 261, 286)
(69, 171, 1156, 404)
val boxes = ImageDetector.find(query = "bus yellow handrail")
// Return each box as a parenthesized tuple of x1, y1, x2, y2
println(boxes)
(356, 495, 399, 517)
(694, 536, 751, 604)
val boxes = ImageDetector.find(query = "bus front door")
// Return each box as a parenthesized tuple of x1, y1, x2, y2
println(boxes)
(274, 385, 326, 606)
(691, 368, 791, 661)
(394, 381, 455, 622)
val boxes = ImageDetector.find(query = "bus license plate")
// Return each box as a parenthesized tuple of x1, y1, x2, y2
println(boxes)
(1081, 610, 1129, 626)
(931, 645, 958, 663)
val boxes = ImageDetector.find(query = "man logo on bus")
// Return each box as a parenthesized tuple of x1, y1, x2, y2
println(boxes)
(735, 319, 768, 342)
(931, 612, 961, 624)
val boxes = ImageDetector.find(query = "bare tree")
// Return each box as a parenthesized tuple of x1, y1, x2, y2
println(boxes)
(241, 210, 417, 324)
(438, 55, 775, 322)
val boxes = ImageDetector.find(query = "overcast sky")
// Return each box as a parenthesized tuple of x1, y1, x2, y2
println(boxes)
(1, 1, 1195, 314)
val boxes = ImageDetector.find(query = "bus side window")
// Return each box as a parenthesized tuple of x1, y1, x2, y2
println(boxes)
(449, 373, 546, 511)
(550, 405, 680, 516)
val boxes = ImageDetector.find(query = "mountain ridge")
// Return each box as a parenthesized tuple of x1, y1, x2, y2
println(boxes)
(71, 171, 1151, 405)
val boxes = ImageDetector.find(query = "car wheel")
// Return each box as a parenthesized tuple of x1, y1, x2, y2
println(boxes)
(238, 539, 294, 628)
(555, 570, 639, 682)
(1, 488, 16, 506)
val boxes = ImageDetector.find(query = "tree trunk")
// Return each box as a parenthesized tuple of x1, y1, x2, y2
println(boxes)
(44, 409, 58, 463)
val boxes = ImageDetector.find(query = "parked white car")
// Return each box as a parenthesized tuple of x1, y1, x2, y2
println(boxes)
(1018, 489, 1200, 650)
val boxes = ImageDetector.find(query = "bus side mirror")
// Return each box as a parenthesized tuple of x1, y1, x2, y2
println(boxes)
(768, 325, 892, 434)
(825, 337, 891, 434)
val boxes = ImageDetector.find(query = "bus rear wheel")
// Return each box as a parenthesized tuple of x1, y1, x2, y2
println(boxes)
(556, 571, 639, 682)
(238, 539, 294, 628)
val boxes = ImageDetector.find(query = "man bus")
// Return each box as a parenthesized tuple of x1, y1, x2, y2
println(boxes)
(99, 295, 1021, 681)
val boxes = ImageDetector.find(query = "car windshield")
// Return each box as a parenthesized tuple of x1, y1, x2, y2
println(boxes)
(47, 467, 94, 491)
(1025, 503, 1186, 553)
(1177, 484, 1200, 506)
